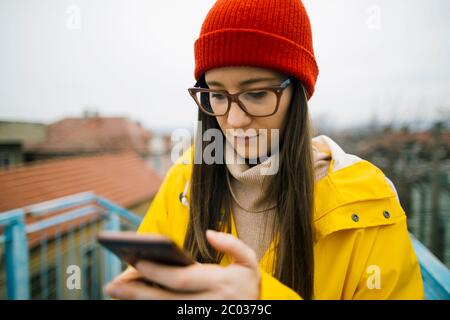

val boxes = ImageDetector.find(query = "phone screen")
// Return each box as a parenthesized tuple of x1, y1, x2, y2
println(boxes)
(97, 231, 195, 267)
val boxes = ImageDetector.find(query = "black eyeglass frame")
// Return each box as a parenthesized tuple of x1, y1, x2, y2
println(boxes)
(187, 76, 295, 117)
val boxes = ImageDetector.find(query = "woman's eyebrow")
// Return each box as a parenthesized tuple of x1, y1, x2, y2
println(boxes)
(206, 77, 280, 88)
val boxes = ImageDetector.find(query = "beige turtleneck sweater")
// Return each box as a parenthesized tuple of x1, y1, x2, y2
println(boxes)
(224, 138, 331, 262)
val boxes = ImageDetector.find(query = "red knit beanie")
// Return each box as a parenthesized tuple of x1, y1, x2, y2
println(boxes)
(194, 0, 319, 100)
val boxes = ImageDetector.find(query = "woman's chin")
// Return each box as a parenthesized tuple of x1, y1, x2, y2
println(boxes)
(225, 136, 272, 163)
(235, 146, 267, 163)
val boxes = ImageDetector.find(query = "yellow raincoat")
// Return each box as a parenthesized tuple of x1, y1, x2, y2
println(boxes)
(137, 135, 424, 300)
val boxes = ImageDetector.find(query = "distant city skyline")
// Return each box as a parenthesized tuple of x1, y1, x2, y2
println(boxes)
(0, 0, 449, 132)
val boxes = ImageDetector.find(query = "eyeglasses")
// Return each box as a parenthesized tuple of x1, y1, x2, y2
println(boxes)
(188, 77, 294, 117)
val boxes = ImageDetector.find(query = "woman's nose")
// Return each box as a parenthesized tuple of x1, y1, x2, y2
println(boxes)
(226, 101, 252, 127)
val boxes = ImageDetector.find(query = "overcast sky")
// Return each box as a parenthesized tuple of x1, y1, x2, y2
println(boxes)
(0, 0, 449, 132)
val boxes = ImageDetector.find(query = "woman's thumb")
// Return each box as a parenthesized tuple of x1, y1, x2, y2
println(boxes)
(206, 229, 258, 269)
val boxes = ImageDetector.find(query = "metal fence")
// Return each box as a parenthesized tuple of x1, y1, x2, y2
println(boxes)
(1, 192, 449, 299)
(0, 192, 141, 299)
(410, 182, 450, 267)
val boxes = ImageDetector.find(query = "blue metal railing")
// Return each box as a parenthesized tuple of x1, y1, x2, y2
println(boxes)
(0, 192, 143, 300)
(1, 193, 450, 299)
(411, 234, 450, 299)
(0, 209, 29, 299)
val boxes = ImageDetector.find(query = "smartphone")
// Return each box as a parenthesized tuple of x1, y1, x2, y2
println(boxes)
(97, 231, 195, 267)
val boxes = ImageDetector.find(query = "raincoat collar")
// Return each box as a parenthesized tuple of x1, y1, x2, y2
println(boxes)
(176, 135, 399, 241)
(311, 135, 396, 221)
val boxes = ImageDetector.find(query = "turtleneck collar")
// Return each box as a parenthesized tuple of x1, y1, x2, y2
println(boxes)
(223, 137, 332, 213)
(225, 141, 279, 183)
(224, 140, 280, 213)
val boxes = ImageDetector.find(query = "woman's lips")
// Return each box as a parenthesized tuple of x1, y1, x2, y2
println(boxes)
(233, 135, 259, 144)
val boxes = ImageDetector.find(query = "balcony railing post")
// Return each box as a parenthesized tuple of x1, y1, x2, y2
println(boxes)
(102, 212, 122, 296)
(4, 214, 30, 300)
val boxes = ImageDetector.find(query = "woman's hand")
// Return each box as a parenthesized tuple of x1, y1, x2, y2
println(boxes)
(104, 230, 261, 299)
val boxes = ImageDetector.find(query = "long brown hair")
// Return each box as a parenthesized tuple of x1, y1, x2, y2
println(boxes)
(183, 75, 315, 299)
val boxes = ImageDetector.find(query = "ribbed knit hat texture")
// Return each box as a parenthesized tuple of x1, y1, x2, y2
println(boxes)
(194, 0, 319, 100)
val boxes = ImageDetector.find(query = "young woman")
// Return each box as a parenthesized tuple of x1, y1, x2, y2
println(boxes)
(105, 0, 424, 300)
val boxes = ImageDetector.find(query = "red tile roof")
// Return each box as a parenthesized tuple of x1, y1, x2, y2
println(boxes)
(0, 152, 163, 212)
(24, 117, 151, 155)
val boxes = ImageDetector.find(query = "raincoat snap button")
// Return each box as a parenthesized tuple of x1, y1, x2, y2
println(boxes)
(351, 213, 359, 222)
(383, 211, 391, 219)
